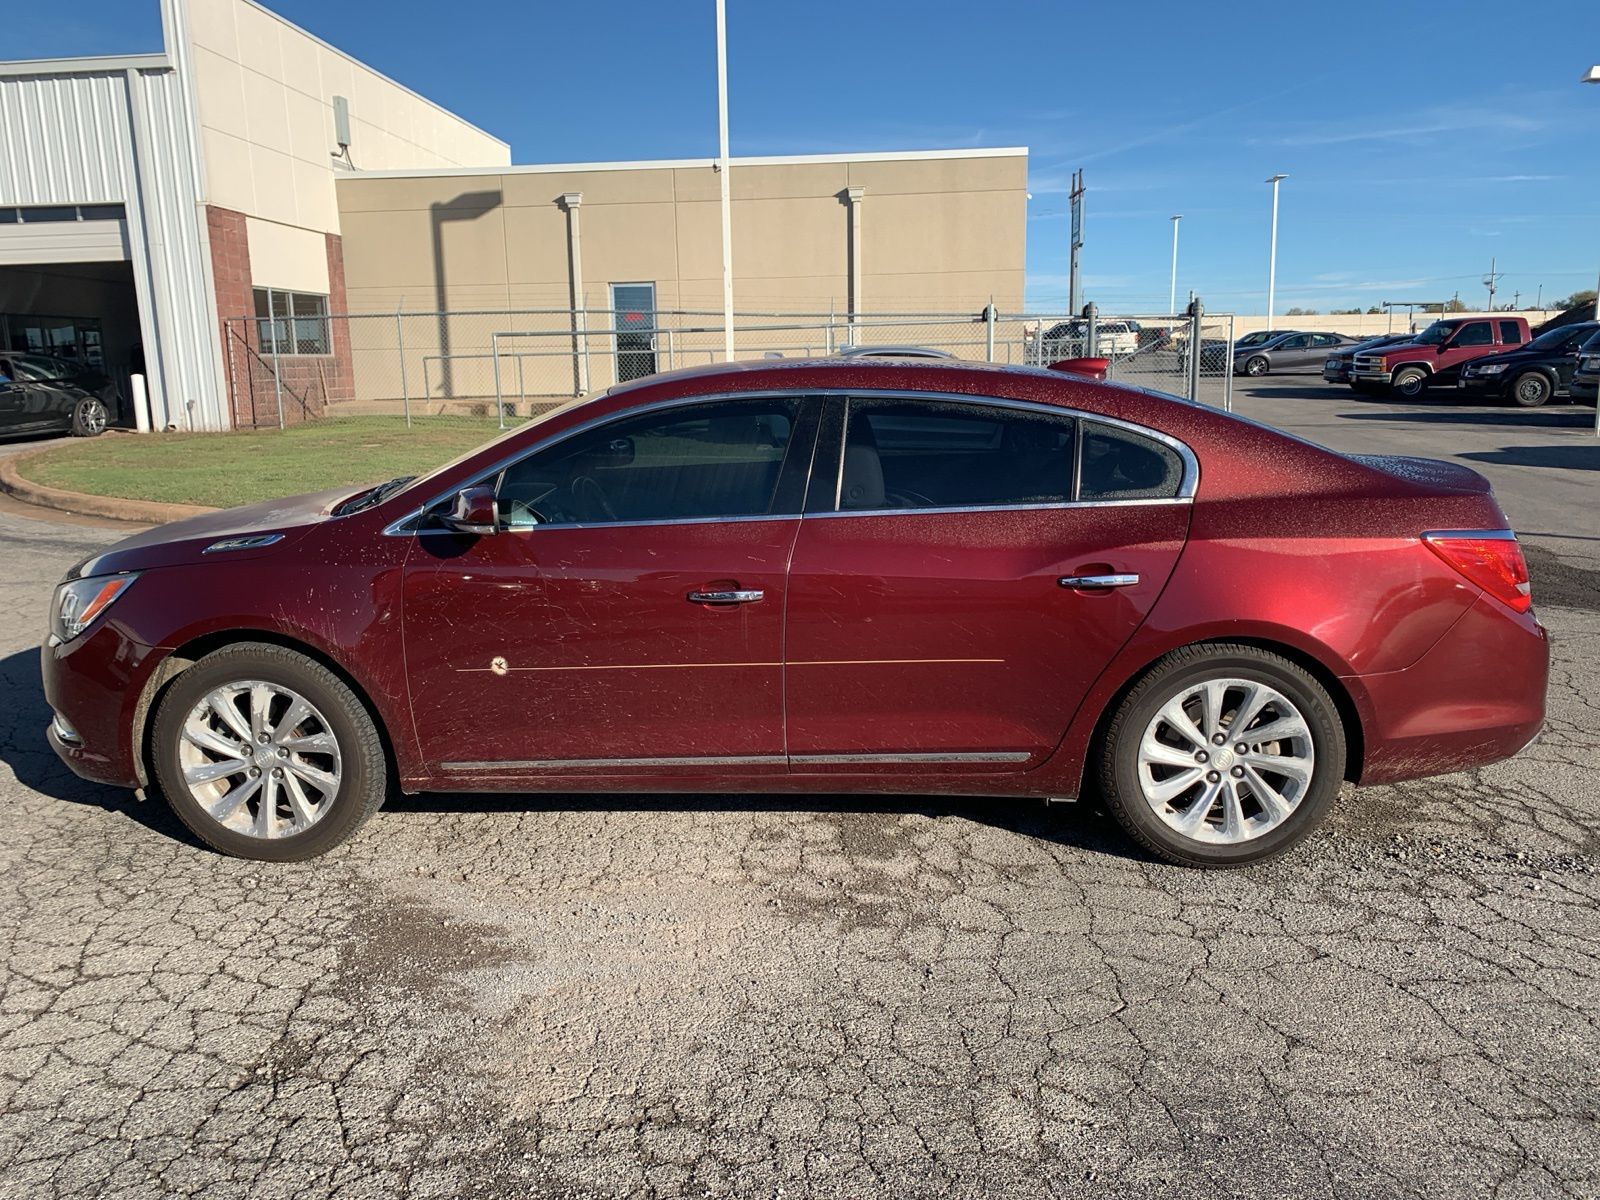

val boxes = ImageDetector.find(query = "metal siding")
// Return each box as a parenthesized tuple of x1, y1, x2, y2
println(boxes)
(0, 219, 129, 264)
(0, 72, 129, 204)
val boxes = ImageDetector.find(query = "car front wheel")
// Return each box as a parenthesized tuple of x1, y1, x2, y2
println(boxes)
(1097, 644, 1346, 867)
(70, 397, 108, 437)
(1391, 367, 1430, 398)
(1511, 371, 1552, 408)
(1244, 356, 1269, 377)
(151, 643, 388, 861)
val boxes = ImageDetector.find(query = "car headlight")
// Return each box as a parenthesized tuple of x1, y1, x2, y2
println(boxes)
(1476, 364, 1507, 375)
(51, 574, 137, 642)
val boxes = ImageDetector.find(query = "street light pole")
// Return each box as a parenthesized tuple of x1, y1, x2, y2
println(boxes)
(1265, 174, 1287, 331)
(715, 0, 734, 361)
(1169, 215, 1182, 314)
(1583, 65, 1599, 435)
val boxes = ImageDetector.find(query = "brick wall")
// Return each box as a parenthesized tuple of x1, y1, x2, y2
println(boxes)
(208, 205, 353, 429)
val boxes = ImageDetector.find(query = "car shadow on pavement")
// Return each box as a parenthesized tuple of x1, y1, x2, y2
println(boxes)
(1460, 444, 1600, 471)
(1338, 406, 1595, 428)
(384, 790, 1142, 862)
(0, 648, 206, 848)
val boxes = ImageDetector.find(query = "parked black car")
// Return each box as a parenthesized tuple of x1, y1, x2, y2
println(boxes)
(1235, 331, 1361, 377)
(0, 353, 113, 438)
(1322, 333, 1414, 386)
(1567, 329, 1600, 405)
(1455, 321, 1599, 407)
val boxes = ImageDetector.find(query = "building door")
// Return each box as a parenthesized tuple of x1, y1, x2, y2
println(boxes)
(611, 283, 656, 382)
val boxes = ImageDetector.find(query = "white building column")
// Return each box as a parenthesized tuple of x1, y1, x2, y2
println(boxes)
(558, 191, 588, 395)
(845, 186, 865, 342)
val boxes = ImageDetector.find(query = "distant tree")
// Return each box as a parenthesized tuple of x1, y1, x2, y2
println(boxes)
(1366, 305, 1383, 314)
(1553, 289, 1597, 311)
(1284, 306, 1320, 316)
(1429, 298, 1469, 314)
(1331, 307, 1363, 315)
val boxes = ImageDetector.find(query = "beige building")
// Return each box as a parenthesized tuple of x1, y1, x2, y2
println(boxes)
(332, 148, 1028, 401)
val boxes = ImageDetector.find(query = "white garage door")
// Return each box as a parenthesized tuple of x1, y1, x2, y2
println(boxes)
(0, 204, 130, 267)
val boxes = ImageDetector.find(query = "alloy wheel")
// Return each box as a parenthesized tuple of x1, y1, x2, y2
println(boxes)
(77, 399, 107, 435)
(176, 680, 343, 838)
(1135, 676, 1315, 845)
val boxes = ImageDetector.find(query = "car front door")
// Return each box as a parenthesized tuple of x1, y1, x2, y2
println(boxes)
(401, 394, 820, 781)
(1553, 326, 1590, 390)
(1274, 334, 1313, 370)
(0, 358, 24, 431)
(782, 395, 1192, 774)
(1439, 320, 1494, 374)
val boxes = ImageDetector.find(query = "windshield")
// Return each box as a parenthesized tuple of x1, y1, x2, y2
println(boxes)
(1411, 322, 1456, 346)
(386, 390, 608, 505)
(1582, 329, 1600, 354)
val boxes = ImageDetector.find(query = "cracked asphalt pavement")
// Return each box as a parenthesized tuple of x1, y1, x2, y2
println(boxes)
(3, 410, 1598, 1197)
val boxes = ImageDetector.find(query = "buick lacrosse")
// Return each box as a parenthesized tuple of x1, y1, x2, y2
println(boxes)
(43, 357, 1547, 866)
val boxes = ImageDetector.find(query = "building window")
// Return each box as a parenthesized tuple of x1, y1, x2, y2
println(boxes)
(253, 288, 330, 356)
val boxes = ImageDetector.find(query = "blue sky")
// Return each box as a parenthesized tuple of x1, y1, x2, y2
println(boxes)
(18, 0, 1600, 314)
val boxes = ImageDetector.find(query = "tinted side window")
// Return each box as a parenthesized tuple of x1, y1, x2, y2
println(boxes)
(1498, 321, 1525, 345)
(1280, 335, 1310, 349)
(496, 397, 804, 527)
(1079, 423, 1184, 501)
(839, 399, 1074, 511)
(1456, 322, 1493, 346)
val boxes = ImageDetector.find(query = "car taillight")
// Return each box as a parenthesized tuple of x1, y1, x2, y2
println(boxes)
(1423, 531, 1532, 613)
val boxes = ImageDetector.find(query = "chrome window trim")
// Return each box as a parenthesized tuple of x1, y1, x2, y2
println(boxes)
(1422, 528, 1518, 542)
(806, 497, 1191, 521)
(384, 387, 1200, 537)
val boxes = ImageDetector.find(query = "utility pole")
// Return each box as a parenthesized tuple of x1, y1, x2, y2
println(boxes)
(1483, 256, 1502, 312)
(1512, 290, 1520, 309)
(1536, 283, 1543, 309)
(1067, 169, 1085, 313)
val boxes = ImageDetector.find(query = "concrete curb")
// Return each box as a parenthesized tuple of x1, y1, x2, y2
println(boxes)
(0, 448, 216, 525)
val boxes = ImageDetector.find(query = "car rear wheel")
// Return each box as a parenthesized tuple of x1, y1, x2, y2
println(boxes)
(1097, 644, 1345, 868)
(1511, 371, 1552, 408)
(1391, 367, 1430, 399)
(151, 643, 388, 861)
(1244, 356, 1269, 377)
(70, 397, 108, 437)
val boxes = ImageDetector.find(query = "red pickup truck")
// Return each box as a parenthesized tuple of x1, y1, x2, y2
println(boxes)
(1348, 316, 1530, 398)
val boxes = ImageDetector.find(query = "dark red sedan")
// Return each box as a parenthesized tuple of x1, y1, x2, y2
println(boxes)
(42, 358, 1547, 867)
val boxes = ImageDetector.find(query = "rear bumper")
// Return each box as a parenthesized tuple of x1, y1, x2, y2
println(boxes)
(1351, 593, 1547, 786)
(41, 623, 167, 789)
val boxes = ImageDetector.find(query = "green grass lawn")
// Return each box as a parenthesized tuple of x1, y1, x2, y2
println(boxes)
(18, 417, 508, 508)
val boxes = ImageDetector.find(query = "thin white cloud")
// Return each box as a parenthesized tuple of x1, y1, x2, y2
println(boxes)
(1254, 107, 1541, 147)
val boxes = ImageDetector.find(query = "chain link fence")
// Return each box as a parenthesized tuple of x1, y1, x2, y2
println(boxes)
(222, 305, 1234, 434)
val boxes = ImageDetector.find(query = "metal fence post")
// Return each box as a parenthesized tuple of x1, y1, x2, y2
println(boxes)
(1224, 314, 1235, 412)
(984, 302, 996, 363)
(826, 299, 835, 355)
(271, 352, 285, 431)
(491, 332, 506, 430)
(395, 310, 410, 427)
(1186, 297, 1204, 404)
(1084, 303, 1098, 358)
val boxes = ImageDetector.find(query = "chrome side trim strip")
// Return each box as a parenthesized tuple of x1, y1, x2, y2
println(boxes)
(439, 750, 1031, 771)
(789, 751, 1031, 765)
(384, 387, 1201, 536)
(1422, 528, 1517, 541)
(806, 497, 1191, 521)
(441, 755, 787, 771)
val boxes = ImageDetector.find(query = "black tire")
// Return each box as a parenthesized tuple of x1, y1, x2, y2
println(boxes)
(150, 642, 388, 861)
(1097, 643, 1346, 868)
(70, 397, 108, 437)
(1244, 356, 1269, 377)
(1391, 367, 1430, 399)
(1510, 371, 1552, 408)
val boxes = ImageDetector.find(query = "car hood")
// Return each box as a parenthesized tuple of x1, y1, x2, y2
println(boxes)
(67, 486, 360, 579)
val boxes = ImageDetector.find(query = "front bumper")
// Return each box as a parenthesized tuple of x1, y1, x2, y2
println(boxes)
(1323, 364, 1351, 383)
(1456, 373, 1508, 397)
(1350, 367, 1393, 384)
(41, 622, 167, 789)
(1571, 375, 1598, 402)
(1352, 593, 1548, 786)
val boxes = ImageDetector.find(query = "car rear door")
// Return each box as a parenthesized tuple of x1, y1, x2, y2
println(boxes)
(781, 394, 1192, 774)
(401, 394, 821, 781)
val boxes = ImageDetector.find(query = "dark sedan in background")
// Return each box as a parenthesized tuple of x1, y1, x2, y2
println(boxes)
(1235, 331, 1361, 377)
(1456, 321, 1599, 407)
(1323, 334, 1415, 387)
(0, 352, 115, 438)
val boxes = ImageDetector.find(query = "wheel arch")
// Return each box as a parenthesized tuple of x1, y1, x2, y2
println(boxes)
(134, 629, 402, 792)
(1073, 635, 1367, 801)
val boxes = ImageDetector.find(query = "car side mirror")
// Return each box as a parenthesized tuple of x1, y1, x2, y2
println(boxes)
(443, 484, 499, 535)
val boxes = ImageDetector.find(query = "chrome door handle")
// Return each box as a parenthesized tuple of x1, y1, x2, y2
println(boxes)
(1058, 574, 1140, 590)
(687, 589, 765, 604)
